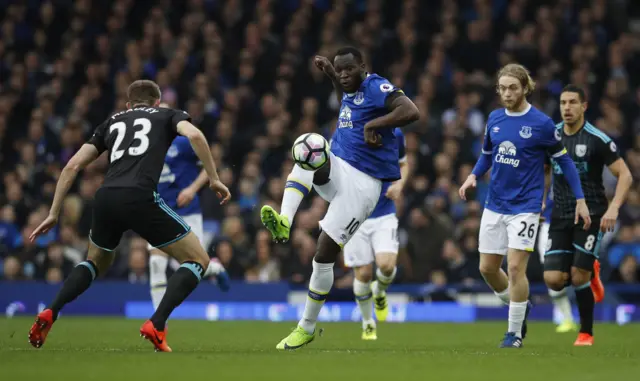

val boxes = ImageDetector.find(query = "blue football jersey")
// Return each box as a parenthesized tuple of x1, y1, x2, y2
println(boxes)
(370, 128, 407, 218)
(331, 74, 402, 181)
(482, 105, 566, 214)
(157, 136, 202, 216)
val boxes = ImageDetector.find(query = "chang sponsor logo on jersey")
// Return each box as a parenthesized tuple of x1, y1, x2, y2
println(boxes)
(495, 141, 520, 167)
(338, 105, 353, 128)
(159, 164, 175, 183)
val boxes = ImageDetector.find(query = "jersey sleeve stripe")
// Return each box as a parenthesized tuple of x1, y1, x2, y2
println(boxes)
(550, 147, 567, 158)
(398, 155, 408, 163)
(584, 124, 611, 143)
(481, 149, 492, 155)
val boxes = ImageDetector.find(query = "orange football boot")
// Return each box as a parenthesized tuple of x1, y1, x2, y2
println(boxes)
(140, 320, 172, 352)
(591, 260, 605, 303)
(574, 332, 594, 346)
(29, 309, 55, 348)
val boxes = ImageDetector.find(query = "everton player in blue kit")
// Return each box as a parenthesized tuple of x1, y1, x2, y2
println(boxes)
(343, 128, 409, 340)
(459, 64, 590, 348)
(149, 104, 230, 310)
(260, 47, 419, 350)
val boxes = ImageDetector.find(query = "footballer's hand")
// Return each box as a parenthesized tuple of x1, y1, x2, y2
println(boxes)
(314, 56, 336, 78)
(575, 199, 591, 230)
(364, 127, 383, 147)
(29, 215, 58, 242)
(176, 187, 197, 208)
(385, 182, 403, 201)
(458, 175, 477, 201)
(600, 205, 618, 233)
(210, 179, 231, 205)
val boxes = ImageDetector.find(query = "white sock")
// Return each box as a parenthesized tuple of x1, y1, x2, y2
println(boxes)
(149, 254, 169, 310)
(508, 301, 528, 338)
(281, 165, 314, 224)
(354, 278, 375, 328)
(495, 287, 510, 305)
(204, 258, 224, 277)
(549, 288, 574, 323)
(373, 267, 397, 296)
(298, 260, 334, 334)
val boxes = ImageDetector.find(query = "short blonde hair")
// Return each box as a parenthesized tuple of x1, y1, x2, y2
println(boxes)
(497, 64, 536, 96)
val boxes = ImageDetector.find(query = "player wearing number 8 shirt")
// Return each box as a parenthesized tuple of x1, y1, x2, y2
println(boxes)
(459, 65, 590, 349)
(543, 85, 633, 346)
(27, 80, 231, 352)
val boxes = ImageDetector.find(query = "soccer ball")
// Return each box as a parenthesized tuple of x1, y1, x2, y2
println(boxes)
(291, 133, 330, 171)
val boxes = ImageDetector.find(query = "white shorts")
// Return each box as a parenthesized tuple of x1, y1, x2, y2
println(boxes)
(148, 213, 204, 250)
(315, 153, 382, 248)
(537, 221, 550, 263)
(478, 208, 539, 255)
(343, 214, 399, 268)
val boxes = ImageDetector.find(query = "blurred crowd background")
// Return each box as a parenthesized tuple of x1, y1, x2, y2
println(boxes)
(1, 0, 639, 288)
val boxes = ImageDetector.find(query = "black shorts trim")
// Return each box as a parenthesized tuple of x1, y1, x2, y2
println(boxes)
(154, 228, 191, 248)
(89, 234, 117, 252)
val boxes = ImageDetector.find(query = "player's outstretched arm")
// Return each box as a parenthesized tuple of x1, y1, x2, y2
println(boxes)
(314, 56, 342, 102)
(363, 95, 420, 131)
(176, 120, 231, 204)
(30, 144, 100, 241)
(601, 158, 633, 232)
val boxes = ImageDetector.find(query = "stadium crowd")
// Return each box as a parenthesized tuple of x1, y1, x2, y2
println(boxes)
(1, 0, 639, 287)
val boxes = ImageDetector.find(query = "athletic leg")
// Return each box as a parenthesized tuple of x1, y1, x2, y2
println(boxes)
(477, 209, 510, 304)
(149, 248, 169, 310)
(277, 156, 381, 350)
(29, 242, 115, 348)
(370, 214, 400, 321)
(343, 221, 376, 338)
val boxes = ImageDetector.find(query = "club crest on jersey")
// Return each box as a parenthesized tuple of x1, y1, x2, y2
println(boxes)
(575, 144, 587, 157)
(495, 141, 520, 167)
(354, 92, 364, 105)
(519, 126, 532, 139)
(338, 105, 353, 128)
(167, 145, 179, 158)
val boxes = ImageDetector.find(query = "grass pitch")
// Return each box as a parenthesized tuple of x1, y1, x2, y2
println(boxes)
(1, 318, 638, 381)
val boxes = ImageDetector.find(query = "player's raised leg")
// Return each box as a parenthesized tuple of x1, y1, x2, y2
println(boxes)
(537, 221, 576, 332)
(261, 164, 314, 243)
(277, 156, 381, 350)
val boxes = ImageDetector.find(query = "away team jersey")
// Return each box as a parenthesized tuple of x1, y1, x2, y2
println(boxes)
(330, 73, 402, 181)
(88, 107, 191, 190)
(482, 105, 566, 215)
(157, 136, 202, 216)
(551, 121, 620, 219)
(370, 128, 407, 218)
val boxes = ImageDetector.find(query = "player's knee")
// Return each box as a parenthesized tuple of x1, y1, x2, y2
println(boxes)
(544, 272, 566, 291)
(375, 254, 396, 275)
(314, 232, 341, 263)
(354, 265, 373, 283)
(570, 267, 590, 287)
(507, 262, 526, 280)
(479, 262, 499, 277)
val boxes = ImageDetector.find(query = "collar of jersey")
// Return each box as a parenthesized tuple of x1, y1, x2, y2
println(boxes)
(504, 102, 531, 117)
